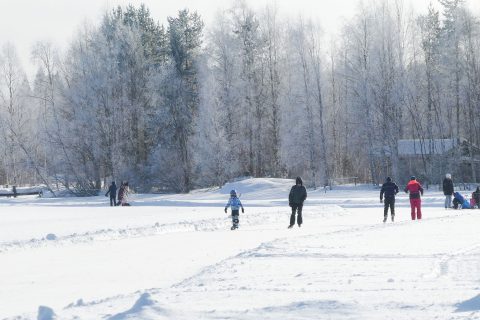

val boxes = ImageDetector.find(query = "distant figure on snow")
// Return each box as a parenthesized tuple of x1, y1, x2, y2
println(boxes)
(404, 176, 424, 220)
(105, 181, 117, 206)
(288, 177, 307, 228)
(117, 181, 130, 206)
(453, 191, 471, 209)
(380, 177, 399, 223)
(472, 187, 480, 208)
(224, 189, 244, 230)
(442, 173, 454, 209)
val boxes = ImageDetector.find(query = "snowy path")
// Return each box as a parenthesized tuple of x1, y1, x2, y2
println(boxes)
(1, 179, 480, 319)
(0, 204, 346, 318)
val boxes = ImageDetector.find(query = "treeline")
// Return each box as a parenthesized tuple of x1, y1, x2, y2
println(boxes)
(0, 0, 479, 194)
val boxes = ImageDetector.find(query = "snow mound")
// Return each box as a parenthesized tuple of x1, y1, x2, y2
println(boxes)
(108, 293, 168, 320)
(45, 233, 57, 241)
(455, 294, 480, 312)
(218, 177, 292, 199)
(37, 306, 55, 320)
(66, 299, 85, 308)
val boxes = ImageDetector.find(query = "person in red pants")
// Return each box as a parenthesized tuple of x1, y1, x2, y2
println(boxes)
(404, 176, 424, 220)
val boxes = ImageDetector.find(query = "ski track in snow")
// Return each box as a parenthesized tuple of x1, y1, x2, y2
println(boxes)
(2, 179, 480, 319)
(0, 204, 346, 254)
(57, 209, 480, 319)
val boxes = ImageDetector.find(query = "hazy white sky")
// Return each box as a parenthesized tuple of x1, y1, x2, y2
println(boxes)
(0, 0, 479, 78)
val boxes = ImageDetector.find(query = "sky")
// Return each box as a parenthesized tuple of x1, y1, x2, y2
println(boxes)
(0, 0, 479, 79)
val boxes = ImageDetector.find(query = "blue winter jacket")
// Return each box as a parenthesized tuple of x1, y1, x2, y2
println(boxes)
(225, 196, 243, 211)
(454, 192, 471, 209)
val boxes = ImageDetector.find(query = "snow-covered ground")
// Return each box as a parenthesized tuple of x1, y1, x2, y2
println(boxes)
(1, 178, 479, 319)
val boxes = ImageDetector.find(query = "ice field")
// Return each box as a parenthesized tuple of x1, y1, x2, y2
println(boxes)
(1, 178, 479, 319)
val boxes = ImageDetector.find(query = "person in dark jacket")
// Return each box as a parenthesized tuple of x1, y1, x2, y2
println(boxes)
(380, 177, 399, 222)
(404, 176, 424, 220)
(288, 177, 307, 228)
(472, 186, 480, 209)
(442, 173, 454, 209)
(105, 181, 117, 206)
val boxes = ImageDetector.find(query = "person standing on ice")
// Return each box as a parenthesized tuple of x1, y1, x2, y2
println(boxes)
(224, 189, 244, 230)
(380, 177, 399, 222)
(288, 177, 307, 228)
(117, 181, 130, 206)
(105, 181, 117, 206)
(442, 173, 454, 209)
(404, 176, 424, 220)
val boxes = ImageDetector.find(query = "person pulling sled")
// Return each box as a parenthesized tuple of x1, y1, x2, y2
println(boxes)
(225, 189, 244, 230)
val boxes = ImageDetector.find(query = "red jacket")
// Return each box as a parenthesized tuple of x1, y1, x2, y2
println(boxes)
(404, 180, 424, 199)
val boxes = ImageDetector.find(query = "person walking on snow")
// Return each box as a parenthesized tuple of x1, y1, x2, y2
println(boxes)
(404, 176, 424, 220)
(225, 190, 244, 230)
(117, 181, 130, 206)
(288, 177, 307, 228)
(442, 173, 454, 209)
(105, 181, 117, 206)
(380, 177, 399, 222)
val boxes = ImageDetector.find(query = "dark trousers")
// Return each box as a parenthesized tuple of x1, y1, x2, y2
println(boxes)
(474, 195, 480, 208)
(110, 196, 117, 206)
(453, 198, 461, 209)
(290, 204, 303, 226)
(384, 197, 395, 218)
(232, 209, 239, 227)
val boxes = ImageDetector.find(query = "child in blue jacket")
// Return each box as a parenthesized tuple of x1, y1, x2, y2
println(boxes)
(453, 192, 471, 209)
(224, 189, 244, 230)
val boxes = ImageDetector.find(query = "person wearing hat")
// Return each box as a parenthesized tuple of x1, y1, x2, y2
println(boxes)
(380, 177, 399, 222)
(404, 176, 424, 220)
(288, 177, 307, 228)
(442, 173, 454, 209)
(225, 189, 244, 230)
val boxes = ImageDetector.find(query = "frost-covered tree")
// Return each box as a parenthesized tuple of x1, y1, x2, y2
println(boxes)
(3, 0, 480, 191)
(0, 44, 35, 185)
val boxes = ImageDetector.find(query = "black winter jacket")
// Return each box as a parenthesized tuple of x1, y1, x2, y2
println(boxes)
(289, 185, 307, 205)
(442, 178, 454, 196)
(380, 181, 399, 200)
(106, 184, 117, 198)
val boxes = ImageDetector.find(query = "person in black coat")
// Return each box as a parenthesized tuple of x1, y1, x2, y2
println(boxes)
(288, 177, 307, 228)
(105, 181, 117, 206)
(380, 177, 399, 222)
(442, 173, 454, 209)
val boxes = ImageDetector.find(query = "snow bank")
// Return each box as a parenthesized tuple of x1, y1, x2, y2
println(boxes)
(108, 293, 153, 319)
(37, 306, 55, 320)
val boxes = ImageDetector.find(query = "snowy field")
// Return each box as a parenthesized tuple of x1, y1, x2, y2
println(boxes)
(1, 178, 479, 320)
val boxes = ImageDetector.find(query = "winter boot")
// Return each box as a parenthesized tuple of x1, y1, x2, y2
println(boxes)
(383, 216, 387, 223)
(288, 225, 294, 229)
(391, 215, 394, 222)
